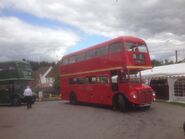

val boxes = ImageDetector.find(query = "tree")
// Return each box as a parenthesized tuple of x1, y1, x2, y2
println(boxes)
(29, 61, 54, 71)
(164, 59, 174, 65)
(152, 59, 162, 67)
(53, 73, 60, 95)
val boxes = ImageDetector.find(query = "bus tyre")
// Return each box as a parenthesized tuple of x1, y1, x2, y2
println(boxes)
(12, 97, 21, 106)
(118, 95, 126, 112)
(112, 95, 119, 111)
(70, 93, 77, 105)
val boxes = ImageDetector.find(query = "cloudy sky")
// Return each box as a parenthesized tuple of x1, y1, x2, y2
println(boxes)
(0, 0, 185, 62)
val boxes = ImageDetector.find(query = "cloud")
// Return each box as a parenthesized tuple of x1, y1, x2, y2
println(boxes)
(0, 0, 185, 61)
(0, 17, 80, 62)
(1, 0, 185, 36)
(146, 33, 185, 61)
(0, 0, 128, 36)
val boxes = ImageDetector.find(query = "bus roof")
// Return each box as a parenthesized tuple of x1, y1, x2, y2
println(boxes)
(63, 36, 145, 58)
(0, 61, 33, 81)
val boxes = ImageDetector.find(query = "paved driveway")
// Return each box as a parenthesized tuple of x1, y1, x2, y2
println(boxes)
(0, 101, 184, 139)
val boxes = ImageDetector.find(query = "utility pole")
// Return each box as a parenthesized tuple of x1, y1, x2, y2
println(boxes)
(175, 50, 178, 63)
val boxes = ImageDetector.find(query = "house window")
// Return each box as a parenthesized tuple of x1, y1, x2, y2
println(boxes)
(174, 78, 185, 97)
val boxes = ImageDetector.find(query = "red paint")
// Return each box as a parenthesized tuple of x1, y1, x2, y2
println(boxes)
(60, 36, 155, 107)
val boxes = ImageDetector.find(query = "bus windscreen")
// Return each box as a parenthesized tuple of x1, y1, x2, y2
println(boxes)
(126, 42, 148, 53)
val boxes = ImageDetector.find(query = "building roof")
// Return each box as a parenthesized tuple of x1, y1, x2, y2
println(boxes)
(142, 62, 185, 78)
(28, 66, 52, 88)
(46, 63, 60, 78)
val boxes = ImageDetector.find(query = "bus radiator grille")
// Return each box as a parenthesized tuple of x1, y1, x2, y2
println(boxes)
(139, 90, 153, 104)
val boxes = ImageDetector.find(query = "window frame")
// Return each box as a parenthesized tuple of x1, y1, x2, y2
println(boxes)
(174, 78, 185, 97)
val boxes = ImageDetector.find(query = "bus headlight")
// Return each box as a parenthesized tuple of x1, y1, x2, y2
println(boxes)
(131, 92, 137, 99)
(152, 91, 156, 101)
(133, 94, 137, 99)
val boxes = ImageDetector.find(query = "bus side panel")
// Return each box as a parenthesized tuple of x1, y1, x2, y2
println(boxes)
(101, 90, 114, 106)
(61, 77, 70, 100)
(61, 78, 90, 102)
(91, 83, 113, 105)
(60, 52, 127, 76)
(81, 85, 93, 103)
(71, 85, 90, 103)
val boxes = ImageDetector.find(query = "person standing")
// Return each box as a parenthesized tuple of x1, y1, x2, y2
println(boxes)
(23, 86, 33, 109)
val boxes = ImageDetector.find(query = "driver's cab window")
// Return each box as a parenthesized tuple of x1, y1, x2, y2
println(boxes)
(111, 75, 118, 91)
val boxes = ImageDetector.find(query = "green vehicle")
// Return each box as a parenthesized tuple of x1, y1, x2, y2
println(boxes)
(0, 61, 35, 105)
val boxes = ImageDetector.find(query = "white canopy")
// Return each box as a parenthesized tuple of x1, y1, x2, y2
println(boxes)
(141, 63, 185, 78)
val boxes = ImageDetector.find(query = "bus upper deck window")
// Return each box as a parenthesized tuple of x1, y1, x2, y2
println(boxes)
(63, 58, 68, 65)
(86, 50, 96, 59)
(126, 42, 137, 52)
(109, 42, 123, 53)
(126, 42, 147, 53)
(134, 47, 139, 52)
(138, 44, 147, 53)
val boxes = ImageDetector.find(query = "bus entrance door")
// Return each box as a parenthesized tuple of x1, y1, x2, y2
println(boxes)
(111, 71, 119, 92)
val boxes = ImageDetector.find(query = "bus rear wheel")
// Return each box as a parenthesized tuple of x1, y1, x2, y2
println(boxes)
(70, 93, 77, 105)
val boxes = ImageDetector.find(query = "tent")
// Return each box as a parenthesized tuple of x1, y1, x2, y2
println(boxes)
(141, 63, 185, 103)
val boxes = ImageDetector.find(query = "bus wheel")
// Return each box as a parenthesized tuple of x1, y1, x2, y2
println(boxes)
(112, 95, 119, 111)
(70, 93, 77, 105)
(118, 95, 127, 112)
(12, 97, 21, 106)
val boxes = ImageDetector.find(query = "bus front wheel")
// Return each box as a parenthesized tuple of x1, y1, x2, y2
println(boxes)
(118, 95, 127, 112)
(70, 93, 77, 105)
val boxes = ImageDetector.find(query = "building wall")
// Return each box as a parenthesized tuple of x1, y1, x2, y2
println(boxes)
(40, 66, 53, 85)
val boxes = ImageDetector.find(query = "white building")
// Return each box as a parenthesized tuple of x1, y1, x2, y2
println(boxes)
(142, 63, 185, 103)
(39, 66, 54, 87)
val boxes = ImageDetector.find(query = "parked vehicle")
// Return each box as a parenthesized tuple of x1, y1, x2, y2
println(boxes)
(60, 36, 155, 111)
(0, 61, 35, 106)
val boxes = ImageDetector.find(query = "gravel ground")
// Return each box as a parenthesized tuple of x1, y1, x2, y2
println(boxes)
(0, 101, 184, 139)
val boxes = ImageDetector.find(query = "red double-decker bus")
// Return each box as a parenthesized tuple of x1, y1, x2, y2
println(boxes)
(60, 36, 155, 111)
